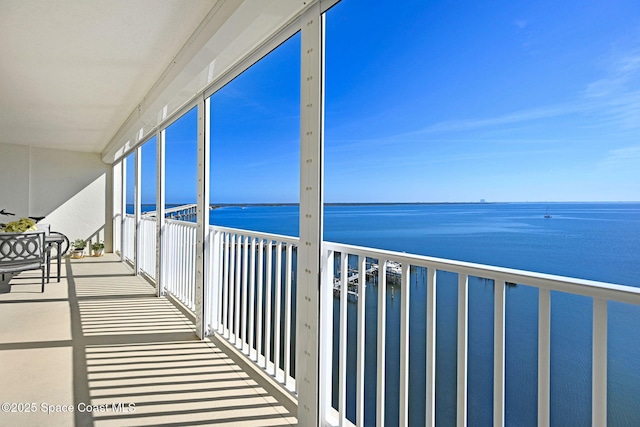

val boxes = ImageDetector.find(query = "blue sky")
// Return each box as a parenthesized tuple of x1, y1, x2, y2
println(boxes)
(132, 0, 640, 204)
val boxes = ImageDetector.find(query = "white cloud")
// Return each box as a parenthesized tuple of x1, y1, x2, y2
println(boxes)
(514, 19, 528, 29)
(598, 146, 640, 169)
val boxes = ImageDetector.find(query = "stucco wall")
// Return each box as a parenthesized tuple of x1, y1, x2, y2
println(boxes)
(0, 143, 112, 252)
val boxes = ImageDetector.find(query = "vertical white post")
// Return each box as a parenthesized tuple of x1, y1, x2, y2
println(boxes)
(494, 279, 506, 427)
(298, 3, 324, 424)
(338, 252, 348, 425)
(377, 260, 387, 427)
(242, 236, 249, 352)
(284, 243, 293, 388)
(134, 146, 142, 275)
(120, 156, 127, 263)
(399, 262, 411, 426)
(593, 299, 607, 427)
(156, 130, 166, 297)
(426, 267, 437, 426)
(320, 249, 334, 423)
(356, 255, 366, 426)
(265, 240, 273, 370)
(249, 237, 257, 358)
(538, 288, 551, 427)
(195, 96, 210, 340)
(457, 273, 469, 427)
(274, 241, 283, 379)
(112, 161, 123, 256)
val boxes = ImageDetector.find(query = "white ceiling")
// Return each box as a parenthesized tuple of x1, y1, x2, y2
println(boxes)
(0, 0, 303, 159)
(0, 0, 218, 153)
(0, 0, 318, 160)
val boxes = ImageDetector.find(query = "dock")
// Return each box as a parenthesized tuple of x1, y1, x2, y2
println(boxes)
(333, 260, 402, 299)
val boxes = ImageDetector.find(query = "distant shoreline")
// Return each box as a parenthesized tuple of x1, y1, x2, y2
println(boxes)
(136, 201, 639, 209)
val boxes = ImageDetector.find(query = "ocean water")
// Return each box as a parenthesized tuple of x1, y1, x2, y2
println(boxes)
(135, 202, 640, 425)
(210, 202, 640, 426)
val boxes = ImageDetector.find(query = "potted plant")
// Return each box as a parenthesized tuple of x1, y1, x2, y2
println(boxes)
(91, 241, 105, 257)
(71, 239, 87, 258)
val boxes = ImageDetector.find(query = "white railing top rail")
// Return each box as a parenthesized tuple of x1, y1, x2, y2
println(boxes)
(165, 218, 198, 228)
(129, 214, 640, 305)
(324, 240, 640, 306)
(211, 224, 300, 245)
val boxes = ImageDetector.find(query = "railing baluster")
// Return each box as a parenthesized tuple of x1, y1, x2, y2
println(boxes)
(216, 231, 224, 333)
(265, 240, 273, 374)
(399, 262, 411, 426)
(257, 239, 264, 367)
(234, 234, 241, 346)
(457, 273, 469, 427)
(188, 226, 194, 309)
(593, 298, 607, 427)
(538, 288, 551, 427)
(320, 249, 335, 425)
(284, 243, 293, 389)
(230, 234, 237, 343)
(339, 251, 348, 426)
(377, 259, 387, 427)
(223, 232, 230, 338)
(249, 237, 257, 360)
(191, 225, 196, 310)
(179, 225, 185, 303)
(356, 255, 366, 426)
(242, 235, 249, 353)
(494, 279, 506, 427)
(209, 229, 218, 331)
(274, 241, 283, 381)
(426, 267, 437, 426)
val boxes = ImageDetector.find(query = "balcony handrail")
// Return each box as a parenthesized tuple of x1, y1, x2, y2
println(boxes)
(210, 224, 300, 245)
(121, 218, 640, 425)
(324, 240, 640, 305)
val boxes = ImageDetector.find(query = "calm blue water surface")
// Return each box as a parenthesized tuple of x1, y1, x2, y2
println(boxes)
(131, 202, 640, 425)
(209, 202, 640, 426)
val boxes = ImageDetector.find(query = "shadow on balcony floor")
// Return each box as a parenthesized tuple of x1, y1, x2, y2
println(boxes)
(0, 254, 296, 426)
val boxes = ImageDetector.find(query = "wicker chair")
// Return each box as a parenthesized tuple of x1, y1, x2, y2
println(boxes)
(0, 231, 47, 292)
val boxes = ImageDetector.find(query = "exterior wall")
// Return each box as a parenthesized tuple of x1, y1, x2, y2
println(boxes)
(0, 143, 112, 252)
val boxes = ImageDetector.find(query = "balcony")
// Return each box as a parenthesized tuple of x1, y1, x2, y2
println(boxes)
(112, 213, 640, 425)
(2, 1, 639, 426)
(0, 254, 296, 426)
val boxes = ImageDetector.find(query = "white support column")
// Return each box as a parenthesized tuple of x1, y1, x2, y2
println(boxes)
(298, 3, 324, 425)
(195, 96, 210, 340)
(120, 156, 127, 263)
(134, 146, 142, 275)
(156, 129, 166, 297)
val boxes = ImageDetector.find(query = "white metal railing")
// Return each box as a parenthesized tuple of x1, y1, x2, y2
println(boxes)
(206, 226, 299, 392)
(163, 219, 197, 311)
(122, 214, 135, 262)
(119, 215, 640, 426)
(139, 216, 157, 280)
(321, 241, 640, 427)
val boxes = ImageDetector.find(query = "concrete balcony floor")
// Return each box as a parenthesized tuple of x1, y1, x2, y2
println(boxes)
(0, 255, 296, 426)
